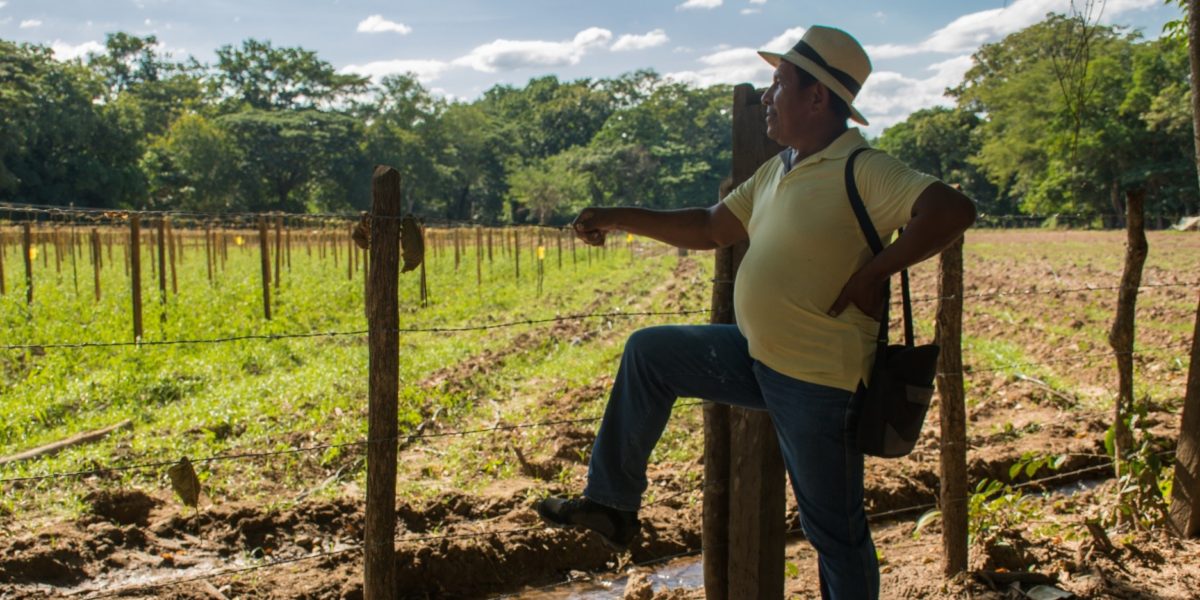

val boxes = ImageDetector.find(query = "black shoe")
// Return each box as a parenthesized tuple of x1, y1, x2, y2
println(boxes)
(536, 496, 641, 550)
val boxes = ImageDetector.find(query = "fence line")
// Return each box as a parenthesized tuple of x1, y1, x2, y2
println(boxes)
(0, 309, 712, 351)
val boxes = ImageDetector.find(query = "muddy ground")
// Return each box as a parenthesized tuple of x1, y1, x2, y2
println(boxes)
(1, 231, 1198, 599)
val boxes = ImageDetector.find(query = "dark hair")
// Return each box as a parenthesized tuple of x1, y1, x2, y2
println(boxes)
(791, 62, 852, 123)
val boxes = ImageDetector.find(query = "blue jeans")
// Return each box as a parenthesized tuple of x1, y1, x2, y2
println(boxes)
(584, 324, 879, 600)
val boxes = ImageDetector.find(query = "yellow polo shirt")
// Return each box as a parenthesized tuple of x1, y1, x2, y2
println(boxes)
(722, 129, 937, 392)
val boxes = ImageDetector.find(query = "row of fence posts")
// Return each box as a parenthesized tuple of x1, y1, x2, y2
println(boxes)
(0, 215, 662, 343)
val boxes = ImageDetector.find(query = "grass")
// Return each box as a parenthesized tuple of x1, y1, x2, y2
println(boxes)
(0, 225, 703, 520)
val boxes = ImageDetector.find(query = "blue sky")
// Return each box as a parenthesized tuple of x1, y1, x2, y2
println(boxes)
(0, 0, 1182, 134)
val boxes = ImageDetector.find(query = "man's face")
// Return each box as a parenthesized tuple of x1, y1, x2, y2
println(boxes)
(762, 62, 814, 145)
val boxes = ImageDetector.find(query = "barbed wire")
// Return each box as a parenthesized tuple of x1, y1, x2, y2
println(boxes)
(906, 281, 1198, 305)
(0, 308, 711, 351)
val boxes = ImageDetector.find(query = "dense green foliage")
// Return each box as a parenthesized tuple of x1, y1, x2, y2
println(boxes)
(1, 10, 1194, 222)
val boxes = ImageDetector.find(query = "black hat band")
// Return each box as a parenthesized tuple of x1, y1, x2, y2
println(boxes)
(791, 40, 861, 96)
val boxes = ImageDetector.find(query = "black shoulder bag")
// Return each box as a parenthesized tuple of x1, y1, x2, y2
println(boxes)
(845, 148, 940, 458)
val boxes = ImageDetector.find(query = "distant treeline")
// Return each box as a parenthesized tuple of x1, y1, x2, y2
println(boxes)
(1, 13, 1195, 224)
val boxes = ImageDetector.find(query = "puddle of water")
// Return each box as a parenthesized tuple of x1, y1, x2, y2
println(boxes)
(510, 556, 704, 599)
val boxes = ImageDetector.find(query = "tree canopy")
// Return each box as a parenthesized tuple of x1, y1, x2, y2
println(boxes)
(2, 10, 1194, 223)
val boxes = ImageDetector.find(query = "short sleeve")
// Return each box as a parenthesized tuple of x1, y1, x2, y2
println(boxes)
(721, 171, 758, 229)
(853, 150, 938, 235)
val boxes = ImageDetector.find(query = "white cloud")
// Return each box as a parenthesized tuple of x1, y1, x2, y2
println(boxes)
(866, 0, 1160, 59)
(740, 9, 761, 15)
(764, 27, 805, 52)
(677, 0, 722, 10)
(749, 0, 767, 3)
(0, 2, 8, 9)
(611, 29, 669, 52)
(340, 59, 450, 84)
(356, 15, 412, 35)
(855, 54, 973, 135)
(664, 26, 802, 87)
(453, 27, 612, 72)
(19, 19, 42, 29)
(50, 40, 105, 60)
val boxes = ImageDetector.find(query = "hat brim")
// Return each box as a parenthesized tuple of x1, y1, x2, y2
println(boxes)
(758, 50, 868, 126)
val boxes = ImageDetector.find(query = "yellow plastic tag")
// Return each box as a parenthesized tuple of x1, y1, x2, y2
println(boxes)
(626, 233, 633, 243)
(537, 246, 546, 260)
(235, 236, 245, 246)
(29, 247, 38, 260)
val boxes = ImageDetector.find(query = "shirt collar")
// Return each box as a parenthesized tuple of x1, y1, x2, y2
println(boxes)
(789, 128, 869, 170)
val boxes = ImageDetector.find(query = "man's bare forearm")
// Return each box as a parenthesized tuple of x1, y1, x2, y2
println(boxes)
(597, 207, 724, 250)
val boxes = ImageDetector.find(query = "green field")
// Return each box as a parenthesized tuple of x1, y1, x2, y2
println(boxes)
(0, 223, 707, 521)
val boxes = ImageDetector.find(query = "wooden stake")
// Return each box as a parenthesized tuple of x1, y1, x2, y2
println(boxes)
(156, 219, 167, 302)
(258, 217, 272, 320)
(130, 216, 143, 341)
(166, 218, 178, 296)
(514, 228, 520, 281)
(274, 215, 283, 290)
(91, 228, 102, 302)
(205, 226, 213, 284)
(475, 227, 483, 288)
(935, 236, 968, 575)
(0, 228, 6, 296)
(22, 222, 33, 305)
(1170, 289, 1200, 538)
(364, 165, 402, 600)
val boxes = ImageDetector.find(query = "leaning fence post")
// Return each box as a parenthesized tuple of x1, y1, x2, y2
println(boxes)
(258, 216, 272, 320)
(935, 235, 968, 575)
(1108, 189, 1147, 485)
(91, 228, 102, 302)
(365, 165, 402, 600)
(1169, 290, 1200, 537)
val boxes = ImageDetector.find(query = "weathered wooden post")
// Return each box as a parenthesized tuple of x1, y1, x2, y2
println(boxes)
(704, 180, 736, 600)
(274, 215, 283, 290)
(711, 83, 787, 600)
(1108, 189, 1147, 476)
(935, 236, 968, 575)
(365, 165, 402, 600)
(91, 228, 102, 302)
(475, 227, 483, 288)
(1170, 290, 1200, 538)
(130, 215, 143, 341)
(22, 222, 33, 305)
(166, 218, 178, 296)
(514, 228, 521, 281)
(0, 228, 7, 296)
(258, 216, 272, 320)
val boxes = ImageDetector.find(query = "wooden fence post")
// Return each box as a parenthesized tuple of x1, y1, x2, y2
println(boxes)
(22, 222, 33, 305)
(704, 179, 736, 600)
(935, 236, 968, 575)
(274, 215, 283, 290)
(130, 215, 143, 341)
(156, 219, 167, 306)
(718, 83, 787, 600)
(258, 217, 272, 320)
(514, 228, 521, 281)
(166, 218, 178, 296)
(365, 165, 402, 600)
(1169, 290, 1200, 537)
(475, 227, 483, 288)
(0, 228, 6, 296)
(91, 228, 102, 302)
(1108, 189, 1147, 478)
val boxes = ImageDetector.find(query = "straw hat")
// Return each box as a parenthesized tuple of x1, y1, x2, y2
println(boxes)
(758, 26, 872, 125)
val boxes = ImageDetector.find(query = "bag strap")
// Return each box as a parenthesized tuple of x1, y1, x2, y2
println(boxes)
(844, 148, 915, 348)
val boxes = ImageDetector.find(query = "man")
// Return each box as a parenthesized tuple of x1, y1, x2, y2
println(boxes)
(536, 25, 975, 600)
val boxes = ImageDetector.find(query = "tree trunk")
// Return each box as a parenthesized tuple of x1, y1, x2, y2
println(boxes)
(1189, 0, 1200, 198)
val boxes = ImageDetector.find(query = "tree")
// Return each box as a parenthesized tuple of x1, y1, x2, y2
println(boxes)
(141, 112, 241, 211)
(507, 154, 590, 224)
(218, 109, 365, 211)
(0, 41, 145, 207)
(214, 39, 368, 111)
(875, 107, 998, 213)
